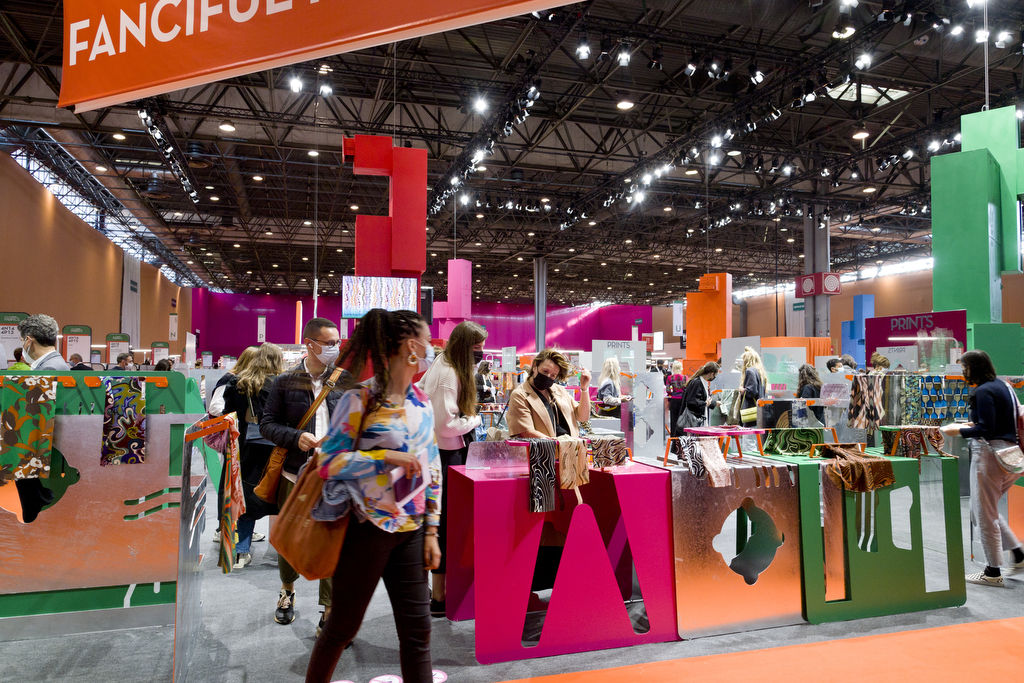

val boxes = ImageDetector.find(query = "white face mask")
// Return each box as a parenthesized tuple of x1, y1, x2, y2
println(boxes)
(413, 339, 434, 373)
(311, 341, 340, 366)
(22, 340, 35, 363)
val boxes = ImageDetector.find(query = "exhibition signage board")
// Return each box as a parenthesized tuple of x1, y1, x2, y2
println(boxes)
(0, 312, 28, 361)
(62, 325, 93, 362)
(502, 346, 517, 373)
(153, 341, 170, 362)
(169, 313, 178, 342)
(257, 316, 266, 343)
(591, 340, 646, 375)
(864, 310, 967, 360)
(876, 345, 919, 371)
(795, 272, 842, 297)
(106, 332, 131, 364)
(202, 351, 213, 368)
(59, 0, 570, 111)
(671, 303, 684, 337)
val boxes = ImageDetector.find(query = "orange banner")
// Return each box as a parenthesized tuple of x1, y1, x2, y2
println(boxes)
(59, 0, 569, 111)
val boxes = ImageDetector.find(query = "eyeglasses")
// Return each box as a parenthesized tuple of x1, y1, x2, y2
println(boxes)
(308, 338, 340, 348)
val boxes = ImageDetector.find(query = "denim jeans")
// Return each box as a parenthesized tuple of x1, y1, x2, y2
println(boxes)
(235, 517, 256, 555)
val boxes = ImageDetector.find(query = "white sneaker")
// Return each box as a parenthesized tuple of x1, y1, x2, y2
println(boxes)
(233, 552, 252, 569)
(252, 532, 266, 542)
(1005, 560, 1024, 576)
(966, 571, 1004, 587)
(212, 530, 221, 543)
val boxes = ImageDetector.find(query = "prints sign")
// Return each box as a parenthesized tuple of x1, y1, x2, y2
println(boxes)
(60, 0, 571, 111)
(864, 310, 967, 360)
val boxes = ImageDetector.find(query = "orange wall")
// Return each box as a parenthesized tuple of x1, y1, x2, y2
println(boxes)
(0, 151, 191, 356)
(742, 292, 788, 338)
(651, 305, 681, 344)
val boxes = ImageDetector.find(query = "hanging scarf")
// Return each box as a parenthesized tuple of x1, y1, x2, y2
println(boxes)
(101, 376, 146, 465)
(678, 435, 731, 488)
(218, 413, 246, 572)
(524, 438, 558, 513)
(847, 375, 885, 430)
(590, 435, 629, 468)
(0, 376, 57, 485)
(820, 444, 895, 492)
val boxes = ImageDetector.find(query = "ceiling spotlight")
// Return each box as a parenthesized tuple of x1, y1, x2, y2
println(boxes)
(782, 161, 793, 176)
(721, 57, 734, 80)
(995, 31, 1012, 48)
(966, 0, 986, 7)
(616, 91, 634, 110)
(95, 165, 107, 172)
(308, 150, 319, 157)
(854, 52, 872, 70)
(949, 24, 964, 36)
(112, 133, 126, 140)
(926, 12, 950, 31)
(575, 33, 591, 60)
(684, 50, 698, 76)
(852, 124, 870, 140)
(803, 79, 817, 102)
(318, 82, 333, 97)
(901, 148, 915, 160)
(617, 42, 631, 67)
(252, 174, 263, 181)
(975, 29, 989, 43)
(289, 76, 303, 92)
(350, 205, 359, 210)
(648, 45, 664, 70)
(927, 139, 941, 152)
(748, 62, 765, 84)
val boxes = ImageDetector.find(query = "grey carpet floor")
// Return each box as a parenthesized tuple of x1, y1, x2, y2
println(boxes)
(3, 496, 1023, 683)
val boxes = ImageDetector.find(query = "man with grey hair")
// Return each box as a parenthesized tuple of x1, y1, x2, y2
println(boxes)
(17, 314, 70, 371)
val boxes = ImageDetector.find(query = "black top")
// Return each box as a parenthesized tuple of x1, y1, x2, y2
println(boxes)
(475, 372, 495, 403)
(960, 380, 1018, 443)
(682, 377, 716, 416)
(538, 390, 571, 436)
(69, 362, 92, 371)
(741, 368, 763, 410)
(799, 384, 825, 422)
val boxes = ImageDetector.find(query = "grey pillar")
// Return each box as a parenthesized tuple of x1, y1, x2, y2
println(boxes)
(534, 257, 547, 351)
(803, 205, 832, 337)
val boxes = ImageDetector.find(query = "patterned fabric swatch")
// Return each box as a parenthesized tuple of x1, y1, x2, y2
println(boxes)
(218, 413, 245, 573)
(590, 436, 629, 468)
(679, 436, 731, 488)
(881, 426, 946, 472)
(0, 376, 56, 485)
(901, 375, 922, 425)
(762, 428, 825, 456)
(848, 375, 885, 430)
(821, 444, 895, 492)
(556, 436, 589, 489)
(101, 377, 146, 466)
(526, 438, 557, 513)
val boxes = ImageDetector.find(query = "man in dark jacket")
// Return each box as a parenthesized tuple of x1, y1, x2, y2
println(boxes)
(261, 317, 346, 636)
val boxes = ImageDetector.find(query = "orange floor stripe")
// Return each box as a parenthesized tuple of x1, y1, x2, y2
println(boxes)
(501, 617, 1024, 683)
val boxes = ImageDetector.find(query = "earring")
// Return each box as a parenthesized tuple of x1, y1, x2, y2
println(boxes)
(407, 353, 419, 366)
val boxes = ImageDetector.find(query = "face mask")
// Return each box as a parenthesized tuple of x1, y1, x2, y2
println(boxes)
(532, 373, 555, 392)
(414, 340, 434, 373)
(473, 350, 485, 364)
(311, 341, 340, 366)
(22, 340, 34, 363)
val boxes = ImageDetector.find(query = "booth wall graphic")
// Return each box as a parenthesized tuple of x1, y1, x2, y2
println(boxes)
(0, 152, 192, 357)
(121, 253, 142, 348)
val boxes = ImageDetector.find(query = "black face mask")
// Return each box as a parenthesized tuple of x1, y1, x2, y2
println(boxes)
(532, 373, 555, 392)
(473, 350, 485, 364)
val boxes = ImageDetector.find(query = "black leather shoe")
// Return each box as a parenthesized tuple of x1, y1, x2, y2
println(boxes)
(274, 590, 295, 625)
(430, 598, 446, 618)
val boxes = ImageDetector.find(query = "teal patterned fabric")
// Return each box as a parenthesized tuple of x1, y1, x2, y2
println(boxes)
(901, 375, 922, 425)
(762, 428, 825, 456)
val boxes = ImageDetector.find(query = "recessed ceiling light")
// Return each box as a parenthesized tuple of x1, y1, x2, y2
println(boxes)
(210, 196, 219, 201)
(95, 165, 108, 172)
(265, 230, 272, 235)
(302, 257, 309, 261)
(624, 239, 632, 243)
(186, 260, 193, 264)
(173, 211, 183, 217)
(477, 166, 486, 172)
(272, 264, 278, 267)
(476, 214, 484, 219)
(685, 169, 698, 175)
(863, 187, 877, 193)
(541, 198, 550, 203)
(517, 257, 523, 261)
(527, 232, 535, 236)
(233, 243, 240, 247)
(569, 248, 575, 252)
(663, 206, 672, 211)
(253, 175, 263, 181)
(350, 205, 359, 210)
(589, 221, 596, 226)
(112, 133, 126, 140)
(304, 220, 312, 225)
(205, 185, 214, 190)
(308, 150, 319, 157)
(336, 248, 342, 252)
(727, 150, 742, 156)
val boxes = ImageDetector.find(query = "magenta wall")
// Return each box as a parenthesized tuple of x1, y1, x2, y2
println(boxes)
(192, 289, 652, 358)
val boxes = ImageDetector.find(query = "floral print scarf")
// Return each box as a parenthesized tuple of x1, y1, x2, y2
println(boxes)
(0, 376, 57, 485)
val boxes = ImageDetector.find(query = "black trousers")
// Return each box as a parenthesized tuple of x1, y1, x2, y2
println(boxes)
(434, 445, 467, 575)
(305, 520, 432, 683)
(668, 398, 684, 437)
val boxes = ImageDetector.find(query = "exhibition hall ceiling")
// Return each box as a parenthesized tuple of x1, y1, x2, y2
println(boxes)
(1, 0, 1022, 304)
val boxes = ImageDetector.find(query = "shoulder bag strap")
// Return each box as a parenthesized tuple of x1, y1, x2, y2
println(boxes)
(295, 365, 346, 431)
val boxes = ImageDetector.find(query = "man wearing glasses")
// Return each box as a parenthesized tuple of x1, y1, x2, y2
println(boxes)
(261, 317, 348, 636)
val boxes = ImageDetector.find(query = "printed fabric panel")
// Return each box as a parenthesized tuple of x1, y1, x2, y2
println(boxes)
(901, 375, 923, 425)
(556, 436, 589, 489)
(880, 426, 947, 473)
(590, 436, 629, 468)
(525, 438, 558, 513)
(218, 413, 245, 573)
(101, 376, 147, 466)
(762, 428, 825, 456)
(679, 435, 732, 488)
(821, 444, 895, 493)
(0, 376, 57, 485)
(847, 375, 885, 430)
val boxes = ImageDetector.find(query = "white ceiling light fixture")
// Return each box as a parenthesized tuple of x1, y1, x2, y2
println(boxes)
(218, 119, 236, 132)
(616, 91, 635, 110)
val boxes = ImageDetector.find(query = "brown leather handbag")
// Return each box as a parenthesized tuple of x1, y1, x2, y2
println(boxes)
(269, 460, 350, 580)
(253, 365, 346, 503)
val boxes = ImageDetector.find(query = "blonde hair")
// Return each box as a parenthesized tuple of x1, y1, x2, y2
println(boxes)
(870, 352, 891, 369)
(236, 343, 285, 396)
(671, 360, 683, 374)
(598, 356, 621, 387)
(741, 346, 769, 388)
(230, 346, 260, 377)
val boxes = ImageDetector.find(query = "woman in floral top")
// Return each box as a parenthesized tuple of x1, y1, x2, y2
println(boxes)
(306, 308, 441, 683)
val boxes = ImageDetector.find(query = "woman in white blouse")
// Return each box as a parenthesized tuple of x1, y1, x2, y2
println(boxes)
(416, 320, 487, 617)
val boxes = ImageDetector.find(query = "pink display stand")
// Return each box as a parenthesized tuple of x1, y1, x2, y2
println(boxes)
(446, 462, 677, 664)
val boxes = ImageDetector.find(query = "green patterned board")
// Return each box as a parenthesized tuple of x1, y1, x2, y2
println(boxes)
(762, 452, 965, 623)
(762, 428, 825, 456)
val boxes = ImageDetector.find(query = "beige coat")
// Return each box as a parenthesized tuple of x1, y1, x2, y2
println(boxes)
(507, 379, 581, 439)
